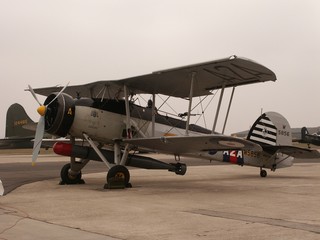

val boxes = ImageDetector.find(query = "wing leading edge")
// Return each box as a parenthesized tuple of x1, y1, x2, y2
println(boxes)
(30, 56, 276, 99)
(123, 135, 262, 155)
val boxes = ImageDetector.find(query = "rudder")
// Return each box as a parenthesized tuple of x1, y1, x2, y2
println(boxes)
(5, 103, 36, 138)
(247, 112, 292, 146)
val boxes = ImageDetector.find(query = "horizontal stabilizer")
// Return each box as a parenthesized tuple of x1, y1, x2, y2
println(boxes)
(263, 145, 320, 159)
(123, 135, 262, 155)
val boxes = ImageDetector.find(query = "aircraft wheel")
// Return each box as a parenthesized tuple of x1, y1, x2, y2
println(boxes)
(170, 163, 187, 175)
(260, 169, 267, 178)
(60, 163, 83, 184)
(107, 165, 130, 187)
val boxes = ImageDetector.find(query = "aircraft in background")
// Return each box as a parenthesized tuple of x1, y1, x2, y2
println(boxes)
(0, 103, 37, 149)
(26, 56, 320, 188)
(0, 103, 71, 149)
(300, 127, 320, 146)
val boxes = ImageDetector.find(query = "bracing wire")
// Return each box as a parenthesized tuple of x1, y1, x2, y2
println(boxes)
(194, 90, 218, 126)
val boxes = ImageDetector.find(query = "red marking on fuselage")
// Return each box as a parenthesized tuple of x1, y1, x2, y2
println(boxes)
(229, 150, 238, 164)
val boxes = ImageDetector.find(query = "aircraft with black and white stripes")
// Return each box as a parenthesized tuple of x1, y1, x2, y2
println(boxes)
(27, 56, 320, 188)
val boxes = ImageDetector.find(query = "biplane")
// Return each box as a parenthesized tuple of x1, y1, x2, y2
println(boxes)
(27, 56, 320, 188)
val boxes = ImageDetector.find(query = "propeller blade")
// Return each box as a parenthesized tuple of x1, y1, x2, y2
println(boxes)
(32, 116, 45, 166)
(47, 82, 70, 106)
(28, 85, 42, 106)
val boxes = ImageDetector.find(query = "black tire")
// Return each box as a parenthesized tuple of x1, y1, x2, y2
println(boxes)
(260, 169, 267, 178)
(107, 165, 130, 186)
(60, 163, 82, 184)
(175, 163, 187, 175)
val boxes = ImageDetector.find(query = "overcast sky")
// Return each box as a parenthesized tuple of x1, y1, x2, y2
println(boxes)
(1, 0, 320, 138)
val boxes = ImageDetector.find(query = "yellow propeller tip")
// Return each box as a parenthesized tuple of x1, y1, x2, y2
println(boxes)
(32, 162, 36, 166)
(37, 105, 46, 116)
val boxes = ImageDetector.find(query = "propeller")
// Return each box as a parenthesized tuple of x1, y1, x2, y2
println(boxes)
(28, 83, 69, 165)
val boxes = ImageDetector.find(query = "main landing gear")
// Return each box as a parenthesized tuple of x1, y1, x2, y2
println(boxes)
(59, 161, 132, 188)
(58, 134, 188, 189)
(60, 163, 85, 185)
(106, 165, 132, 189)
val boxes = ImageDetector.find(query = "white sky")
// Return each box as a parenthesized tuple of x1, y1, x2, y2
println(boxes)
(1, 0, 320, 138)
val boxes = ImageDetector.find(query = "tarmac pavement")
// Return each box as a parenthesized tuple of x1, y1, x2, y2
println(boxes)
(1, 154, 320, 239)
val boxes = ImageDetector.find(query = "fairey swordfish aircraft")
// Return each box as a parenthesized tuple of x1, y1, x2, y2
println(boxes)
(27, 56, 320, 188)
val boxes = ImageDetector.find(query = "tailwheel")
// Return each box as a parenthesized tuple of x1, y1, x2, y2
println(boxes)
(60, 163, 85, 185)
(260, 169, 267, 178)
(105, 165, 131, 189)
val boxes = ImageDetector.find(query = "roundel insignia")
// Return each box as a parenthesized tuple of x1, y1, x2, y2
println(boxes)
(218, 140, 245, 148)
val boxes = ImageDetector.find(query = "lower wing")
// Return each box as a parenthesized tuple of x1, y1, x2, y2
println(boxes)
(122, 135, 262, 155)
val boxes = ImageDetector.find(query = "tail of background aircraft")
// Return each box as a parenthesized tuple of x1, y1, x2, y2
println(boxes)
(300, 126, 320, 146)
(301, 127, 309, 141)
(247, 112, 292, 147)
(5, 103, 36, 138)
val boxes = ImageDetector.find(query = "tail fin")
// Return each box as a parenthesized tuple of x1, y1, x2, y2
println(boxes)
(5, 103, 36, 138)
(247, 112, 292, 146)
(301, 127, 309, 141)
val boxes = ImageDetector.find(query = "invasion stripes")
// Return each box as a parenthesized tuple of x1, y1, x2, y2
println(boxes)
(248, 114, 277, 146)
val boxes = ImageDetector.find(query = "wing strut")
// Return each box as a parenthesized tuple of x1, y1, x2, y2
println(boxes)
(123, 85, 132, 138)
(212, 85, 225, 133)
(185, 72, 196, 135)
(151, 93, 156, 137)
(222, 87, 236, 134)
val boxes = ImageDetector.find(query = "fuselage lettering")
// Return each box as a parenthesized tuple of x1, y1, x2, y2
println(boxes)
(223, 150, 244, 165)
(67, 108, 73, 115)
(243, 150, 259, 158)
(278, 129, 290, 137)
(14, 119, 28, 126)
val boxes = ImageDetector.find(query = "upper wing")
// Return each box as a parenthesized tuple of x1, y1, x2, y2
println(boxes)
(263, 145, 320, 159)
(29, 80, 131, 100)
(122, 135, 262, 155)
(31, 56, 276, 99)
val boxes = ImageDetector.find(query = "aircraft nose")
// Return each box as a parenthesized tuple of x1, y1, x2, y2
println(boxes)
(37, 105, 46, 116)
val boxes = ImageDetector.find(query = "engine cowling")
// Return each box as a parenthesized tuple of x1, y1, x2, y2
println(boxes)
(44, 93, 75, 137)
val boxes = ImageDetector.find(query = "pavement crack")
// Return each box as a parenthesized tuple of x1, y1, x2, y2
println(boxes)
(187, 209, 320, 234)
(0, 205, 30, 237)
(0, 206, 122, 240)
